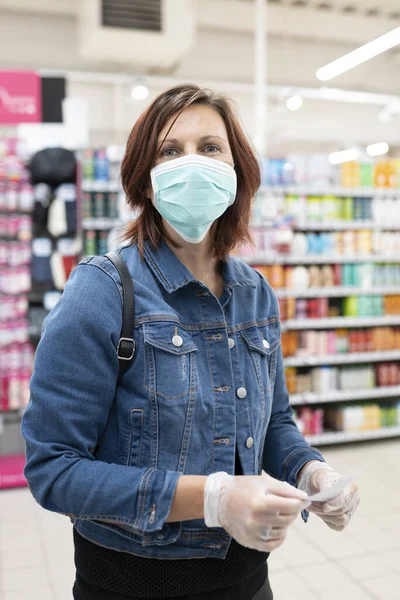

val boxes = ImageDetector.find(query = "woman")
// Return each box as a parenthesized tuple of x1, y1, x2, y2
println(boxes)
(22, 84, 359, 600)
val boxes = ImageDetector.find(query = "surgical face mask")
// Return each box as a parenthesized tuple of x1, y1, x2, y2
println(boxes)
(150, 154, 237, 244)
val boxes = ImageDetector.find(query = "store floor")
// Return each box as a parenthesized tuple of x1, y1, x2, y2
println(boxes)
(0, 439, 399, 600)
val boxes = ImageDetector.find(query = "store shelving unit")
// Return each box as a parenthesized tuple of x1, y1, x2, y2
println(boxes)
(293, 221, 400, 231)
(248, 184, 400, 445)
(290, 385, 400, 406)
(241, 254, 400, 265)
(276, 286, 400, 298)
(284, 350, 400, 368)
(82, 180, 120, 193)
(82, 217, 124, 230)
(281, 316, 400, 330)
(260, 185, 400, 198)
(306, 426, 400, 446)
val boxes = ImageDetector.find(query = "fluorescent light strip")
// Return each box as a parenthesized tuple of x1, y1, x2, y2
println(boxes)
(317, 27, 400, 81)
(329, 149, 359, 165)
(366, 142, 389, 157)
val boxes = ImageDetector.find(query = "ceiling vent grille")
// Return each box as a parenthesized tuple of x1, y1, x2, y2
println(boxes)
(102, 0, 162, 32)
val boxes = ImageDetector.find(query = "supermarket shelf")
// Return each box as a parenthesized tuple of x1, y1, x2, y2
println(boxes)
(259, 185, 400, 198)
(290, 385, 400, 406)
(282, 316, 400, 330)
(82, 180, 121, 193)
(293, 221, 400, 231)
(305, 426, 400, 446)
(275, 286, 400, 298)
(0, 407, 25, 416)
(242, 254, 400, 265)
(284, 350, 400, 368)
(82, 218, 124, 230)
(0, 210, 32, 216)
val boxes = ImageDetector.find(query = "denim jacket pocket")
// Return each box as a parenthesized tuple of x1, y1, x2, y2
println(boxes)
(240, 324, 280, 392)
(144, 322, 198, 401)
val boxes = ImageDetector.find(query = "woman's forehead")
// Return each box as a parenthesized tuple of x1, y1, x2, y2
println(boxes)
(158, 105, 228, 141)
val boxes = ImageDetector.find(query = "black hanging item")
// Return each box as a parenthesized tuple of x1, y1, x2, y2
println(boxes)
(105, 250, 135, 382)
(28, 147, 77, 188)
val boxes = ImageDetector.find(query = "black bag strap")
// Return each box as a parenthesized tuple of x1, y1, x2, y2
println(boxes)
(105, 250, 135, 381)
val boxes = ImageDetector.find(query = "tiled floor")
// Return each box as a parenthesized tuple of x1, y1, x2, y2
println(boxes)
(0, 439, 400, 599)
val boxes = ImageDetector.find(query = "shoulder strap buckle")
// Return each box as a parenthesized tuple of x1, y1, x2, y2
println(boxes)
(117, 337, 136, 361)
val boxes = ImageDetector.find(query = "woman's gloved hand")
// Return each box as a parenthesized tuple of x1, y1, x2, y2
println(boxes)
(297, 461, 360, 532)
(204, 472, 310, 552)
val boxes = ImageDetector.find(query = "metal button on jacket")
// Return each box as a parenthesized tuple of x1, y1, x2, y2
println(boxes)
(172, 335, 183, 347)
(262, 339, 270, 349)
(228, 338, 235, 350)
(237, 387, 247, 399)
(246, 437, 254, 449)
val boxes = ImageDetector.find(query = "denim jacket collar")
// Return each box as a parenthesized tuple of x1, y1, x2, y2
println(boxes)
(143, 240, 256, 294)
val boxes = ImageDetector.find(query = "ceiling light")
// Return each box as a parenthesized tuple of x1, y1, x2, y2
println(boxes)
(316, 26, 400, 81)
(329, 149, 359, 165)
(131, 84, 149, 100)
(286, 95, 303, 111)
(366, 142, 389, 157)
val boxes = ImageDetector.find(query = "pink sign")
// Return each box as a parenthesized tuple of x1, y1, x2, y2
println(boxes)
(0, 454, 28, 489)
(0, 71, 42, 124)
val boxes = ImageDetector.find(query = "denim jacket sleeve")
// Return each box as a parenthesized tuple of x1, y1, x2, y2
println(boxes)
(21, 262, 181, 533)
(260, 278, 324, 487)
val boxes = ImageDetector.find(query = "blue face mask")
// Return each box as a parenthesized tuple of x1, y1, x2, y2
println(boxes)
(150, 154, 237, 244)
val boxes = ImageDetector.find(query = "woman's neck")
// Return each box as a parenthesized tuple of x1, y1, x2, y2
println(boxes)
(164, 225, 223, 296)
(167, 237, 219, 281)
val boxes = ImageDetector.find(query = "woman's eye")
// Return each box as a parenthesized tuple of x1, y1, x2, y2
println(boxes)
(203, 145, 220, 153)
(161, 148, 179, 157)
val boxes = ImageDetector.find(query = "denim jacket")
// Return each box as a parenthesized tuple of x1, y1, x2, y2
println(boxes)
(22, 241, 323, 559)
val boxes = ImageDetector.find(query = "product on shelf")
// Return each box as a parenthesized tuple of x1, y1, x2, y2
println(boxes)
(282, 326, 400, 358)
(277, 294, 400, 322)
(260, 154, 400, 190)
(82, 189, 120, 220)
(324, 400, 400, 433)
(285, 362, 400, 395)
(83, 148, 110, 181)
(0, 138, 34, 414)
(84, 229, 116, 256)
(80, 147, 126, 256)
(292, 407, 324, 436)
(27, 148, 79, 347)
(253, 263, 400, 291)
(247, 230, 400, 261)
(293, 399, 400, 438)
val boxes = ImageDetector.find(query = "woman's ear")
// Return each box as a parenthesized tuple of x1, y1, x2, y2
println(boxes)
(146, 179, 155, 205)
(146, 189, 153, 205)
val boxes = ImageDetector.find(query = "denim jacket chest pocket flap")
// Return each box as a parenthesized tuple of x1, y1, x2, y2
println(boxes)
(143, 322, 198, 401)
(239, 323, 280, 391)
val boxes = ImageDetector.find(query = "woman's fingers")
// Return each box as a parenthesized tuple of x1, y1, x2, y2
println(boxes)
(258, 476, 308, 501)
(255, 494, 311, 517)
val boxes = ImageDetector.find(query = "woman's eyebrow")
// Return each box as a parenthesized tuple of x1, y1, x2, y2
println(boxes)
(158, 134, 228, 146)
(198, 135, 228, 144)
(158, 137, 181, 146)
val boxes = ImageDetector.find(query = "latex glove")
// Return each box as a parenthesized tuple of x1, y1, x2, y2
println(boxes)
(297, 461, 360, 532)
(204, 472, 310, 552)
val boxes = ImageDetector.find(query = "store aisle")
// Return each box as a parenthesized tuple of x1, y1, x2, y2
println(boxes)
(0, 440, 399, 600)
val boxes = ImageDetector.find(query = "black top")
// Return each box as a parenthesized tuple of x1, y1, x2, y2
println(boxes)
(73, 452, 268, 600)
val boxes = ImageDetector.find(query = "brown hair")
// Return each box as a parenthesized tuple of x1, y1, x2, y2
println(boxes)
(121, 83, 260, 259)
